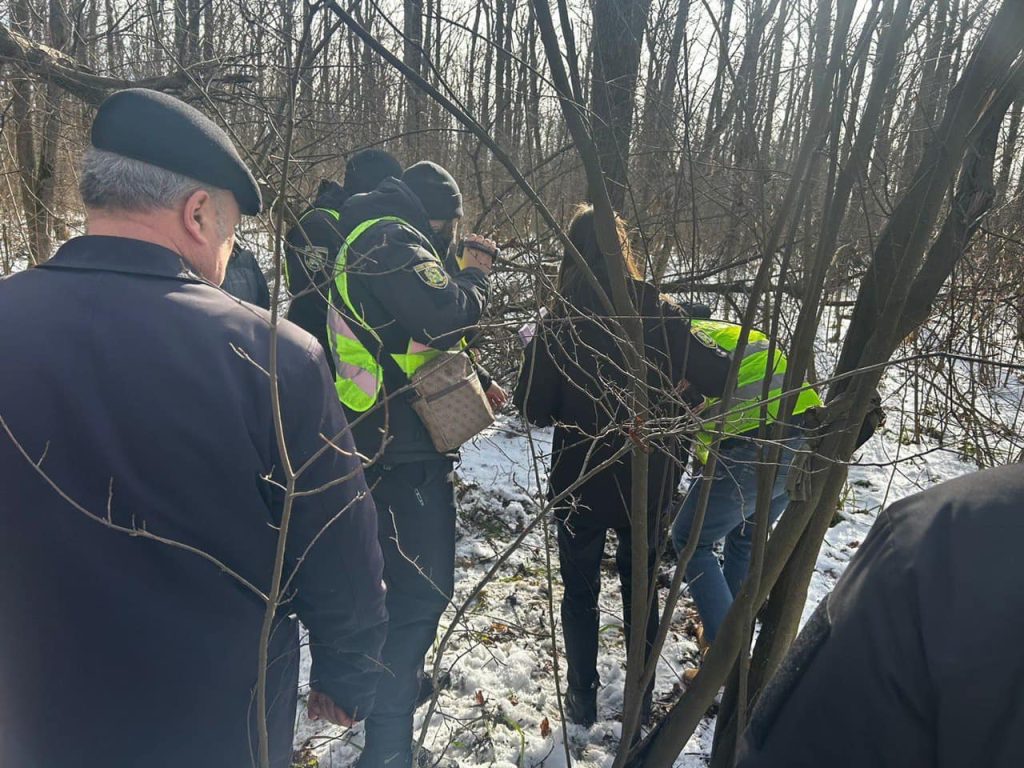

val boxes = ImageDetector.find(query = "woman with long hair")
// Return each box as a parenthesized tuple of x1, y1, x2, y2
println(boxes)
(513, 205, 730, 726)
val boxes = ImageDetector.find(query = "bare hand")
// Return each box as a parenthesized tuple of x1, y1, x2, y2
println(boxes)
(461, 234, 498, 274)
(486, 382, 508, 411)
(307, 689, 356, 727)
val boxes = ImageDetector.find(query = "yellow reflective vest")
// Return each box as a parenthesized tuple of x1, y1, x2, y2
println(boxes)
(327, 216, 455, 412)
(692, 320, 821, 462)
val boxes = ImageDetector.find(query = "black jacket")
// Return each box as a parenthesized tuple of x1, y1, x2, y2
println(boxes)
(514, 282, 731, 529)
(222, 244, 271, 309)
(0, 237, 387, 768)
(284, 180, 352, 370)
(737, 464, 1024, 768)
(331, 178, 490, 463)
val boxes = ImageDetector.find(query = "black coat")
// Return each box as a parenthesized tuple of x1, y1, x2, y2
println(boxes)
(284, 180, 352, 370)
(330, 178, 490, 463)
(513, 282, 731, 529)
(0, 236, 387, 768)
(737, 464, 1024, 768)
(222, 245, 271, 309)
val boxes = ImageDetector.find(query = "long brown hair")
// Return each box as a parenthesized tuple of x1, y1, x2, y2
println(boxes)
(556, 204, 641, 307)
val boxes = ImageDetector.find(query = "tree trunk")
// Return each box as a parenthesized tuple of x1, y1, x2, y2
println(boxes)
(590, 0, 652, 211)
(403, 0, 425, 153)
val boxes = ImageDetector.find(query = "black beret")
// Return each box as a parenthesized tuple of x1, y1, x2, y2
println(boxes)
(91, 89, 262, 215)
(345, 149, 402, 195)
(402, 161, 463, 219)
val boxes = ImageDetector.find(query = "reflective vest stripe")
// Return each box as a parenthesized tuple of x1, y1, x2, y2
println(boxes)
(692, 320, 822, 462)
(328, 304, 382, 410)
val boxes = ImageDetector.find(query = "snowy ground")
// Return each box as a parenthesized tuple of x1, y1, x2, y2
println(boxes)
(291, 387, 995, 767)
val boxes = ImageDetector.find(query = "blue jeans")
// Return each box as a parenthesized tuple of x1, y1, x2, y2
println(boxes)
(671, 425, 806, 643)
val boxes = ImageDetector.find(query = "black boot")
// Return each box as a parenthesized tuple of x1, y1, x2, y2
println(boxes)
(415, 670, 452, 708)
(564, 682, 599, 727)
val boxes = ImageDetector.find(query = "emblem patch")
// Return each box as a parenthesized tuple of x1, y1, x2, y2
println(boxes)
(692, 328, 725, 354)
(414, 261, 449, 289)
(299, 245, 329, 273)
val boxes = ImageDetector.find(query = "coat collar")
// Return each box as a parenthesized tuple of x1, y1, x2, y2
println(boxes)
(43, 236, 203, 283)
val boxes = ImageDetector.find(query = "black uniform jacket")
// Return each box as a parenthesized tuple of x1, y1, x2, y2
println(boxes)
(285, 180, 352, 370)
(738, 464, 1024, 768)
(0, 236, 387, 768)
(514, 282, 731, 529)
(331, 178, 489, 463)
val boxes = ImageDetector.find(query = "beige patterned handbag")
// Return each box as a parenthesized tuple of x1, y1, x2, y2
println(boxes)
(410, 351, 495, 452)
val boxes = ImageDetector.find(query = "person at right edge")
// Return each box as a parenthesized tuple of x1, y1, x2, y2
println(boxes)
(325, 160, 497, 767)
(736, 465, 1024, 768)
(513, 205, 732, 727)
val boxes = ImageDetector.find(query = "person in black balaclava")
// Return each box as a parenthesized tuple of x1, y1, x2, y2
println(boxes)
(284, 149, 403, 369)
(401, 160, 464, 255)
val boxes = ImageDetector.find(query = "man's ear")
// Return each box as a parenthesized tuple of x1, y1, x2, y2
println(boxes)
(182, 189, 213, 245)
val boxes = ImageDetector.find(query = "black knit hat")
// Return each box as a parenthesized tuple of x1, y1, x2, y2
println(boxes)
(344, 149, 402, 195)
(90, 89, 262, 215)
(402, 161, 464, 219)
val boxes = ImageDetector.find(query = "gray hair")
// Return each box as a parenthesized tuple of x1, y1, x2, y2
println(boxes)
(80, 146, 209, 211)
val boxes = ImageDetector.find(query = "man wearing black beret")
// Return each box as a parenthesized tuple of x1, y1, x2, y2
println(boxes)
(0, 89, 387, 767)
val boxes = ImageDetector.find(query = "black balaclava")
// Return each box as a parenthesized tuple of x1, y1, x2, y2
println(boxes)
(430, 220, 457, 258)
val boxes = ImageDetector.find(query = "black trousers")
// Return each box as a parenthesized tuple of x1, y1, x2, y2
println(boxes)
(362, 459, 456, 761)
(556, 515, 660, 694)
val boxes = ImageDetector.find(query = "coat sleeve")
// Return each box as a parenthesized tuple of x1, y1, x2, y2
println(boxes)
(467, 349, 493, 391)
(513, 322, 562, 427)
(361, 227, 489, 350)
(277, 340, 387, 720)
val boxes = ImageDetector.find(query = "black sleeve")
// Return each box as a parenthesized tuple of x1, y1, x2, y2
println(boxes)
(362, 227, 490, 350)
(468, 349, 492, 391)
(277, 341, 387, 720)
(663, 303, 731, 398)
(513, 323, 562, 427)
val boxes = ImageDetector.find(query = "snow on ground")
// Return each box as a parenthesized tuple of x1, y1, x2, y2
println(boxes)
(294, 353, 1017, 767)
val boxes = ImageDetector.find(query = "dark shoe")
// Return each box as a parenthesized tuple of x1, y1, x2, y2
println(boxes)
(565, 683, 598, 727)
(415, 670, 452, 708)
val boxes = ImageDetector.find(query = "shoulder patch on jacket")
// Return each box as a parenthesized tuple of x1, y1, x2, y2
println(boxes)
(414, 261, 449, 289)
(692, 327, 722, 351)
(298, 245, 328, 272)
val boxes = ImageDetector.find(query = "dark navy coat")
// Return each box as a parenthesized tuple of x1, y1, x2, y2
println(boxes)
(0, 236, 387, 768)
(737, 465, 1024, 768)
